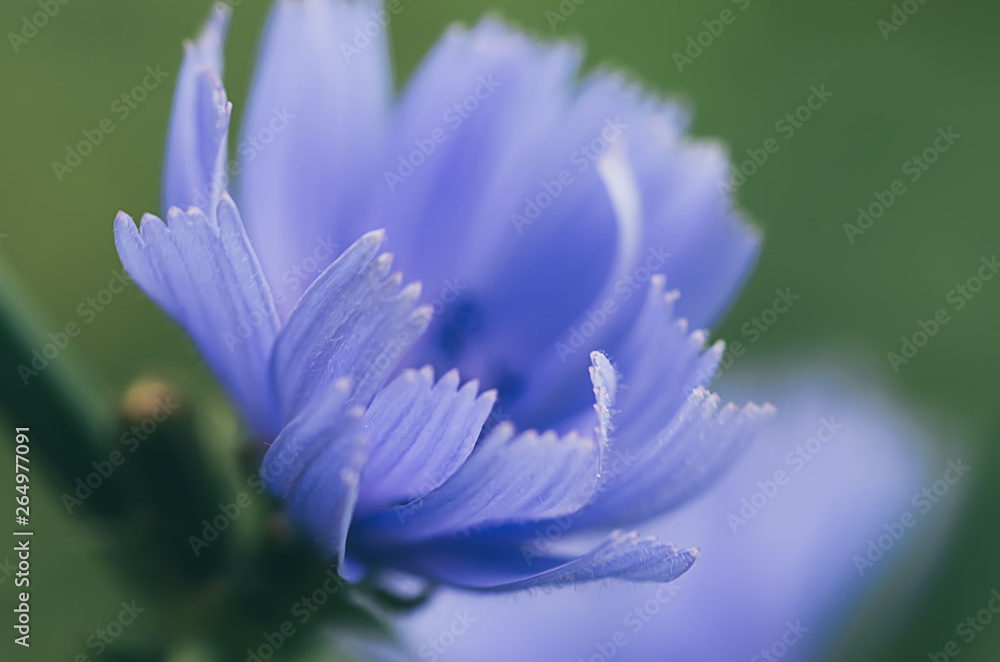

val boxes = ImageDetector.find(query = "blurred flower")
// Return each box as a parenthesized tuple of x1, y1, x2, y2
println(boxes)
(114, 1, 769, 590)
(380, 362, 951, 661)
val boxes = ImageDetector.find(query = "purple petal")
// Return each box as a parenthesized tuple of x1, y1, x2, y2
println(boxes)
(627, 118, 761, 328)
(279, 395, 368, 570)
(604, 275, 723, 446)
(367, 20, 758, 433)
(355, 367, 497, 515)
(385, 24, 627, 410)
(163, 4, 232, 214)
(114, 194, 281, 436)
(372, 530, 698, 591)
(359, 423, 600, 545)
(505, 532, 699, 589)
(580, 391, 774, 528)
(261, 377, 353, 498)
(238, 0, 391, 313)
(268, 230, 430, 423)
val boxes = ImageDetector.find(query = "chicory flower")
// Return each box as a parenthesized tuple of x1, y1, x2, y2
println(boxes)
(114, 0, 769, 590)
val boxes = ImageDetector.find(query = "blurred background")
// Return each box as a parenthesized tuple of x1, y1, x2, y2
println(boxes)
(0, 0, 997, 659)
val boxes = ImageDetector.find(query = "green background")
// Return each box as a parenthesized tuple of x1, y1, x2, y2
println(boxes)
(0, 0, 997, 659)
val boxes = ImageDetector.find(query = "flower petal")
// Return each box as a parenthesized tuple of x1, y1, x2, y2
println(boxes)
(372, 530, 698, 591)
(580, 391, 775, 528)
(163, 4, 232, 214)
(372, 20, 757, 433)
(261, 377, 353, 499)
(268, 230, 430, 424)
(497, 532, 699, 590)
(606, 275, 724, 446)
(279, 395, 368, 570)
(238, 0, 391, 312)
(376, 23, 634, 411)
(114, 194, 281, 435)
(503, 145, 649, 429)
(627, 117, 761, 328)
(355, 367, 497, 515)
(357, 423, 599, 545)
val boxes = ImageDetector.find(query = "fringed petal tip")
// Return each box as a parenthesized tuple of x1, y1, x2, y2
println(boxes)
(269, 227, 430, 423)
(443, 14, 585, 67)
(113, 210, 138, 235)
(752, 401, 778, 420)
(354, 366, 499, 514)
(114, 196, 282, 437)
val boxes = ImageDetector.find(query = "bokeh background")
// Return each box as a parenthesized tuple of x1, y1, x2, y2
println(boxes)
(0, 0, 997, 659)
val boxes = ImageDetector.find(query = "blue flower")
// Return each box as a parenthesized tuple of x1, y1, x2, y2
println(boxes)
(114, 1, 770, 590)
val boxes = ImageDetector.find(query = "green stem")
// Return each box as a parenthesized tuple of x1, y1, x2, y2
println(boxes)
(0, 259, 125, 516)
